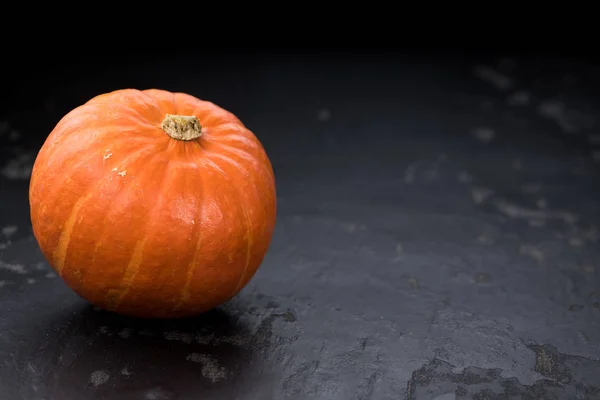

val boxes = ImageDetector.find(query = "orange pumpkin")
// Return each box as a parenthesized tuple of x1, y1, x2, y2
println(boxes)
(29, 89, 277, 318)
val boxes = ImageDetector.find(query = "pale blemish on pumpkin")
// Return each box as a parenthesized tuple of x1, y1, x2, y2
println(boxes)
(185, 353, 227, 382)
(53, 192, 94, 273)
(103, 149, 113, 162)
(90, 370, 110, 387)
(117, 170, 127, 177)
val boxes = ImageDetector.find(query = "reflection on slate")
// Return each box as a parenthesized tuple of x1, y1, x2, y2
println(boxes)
(1, 53, 600, 399)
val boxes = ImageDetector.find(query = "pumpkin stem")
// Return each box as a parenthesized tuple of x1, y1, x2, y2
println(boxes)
(161, 114, 203, 141)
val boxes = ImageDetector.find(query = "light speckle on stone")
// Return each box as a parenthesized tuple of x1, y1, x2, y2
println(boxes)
(471, 187, 494, 205)
(99, 326, 110, 335)
(581, 264, 595, 273)
(404, 164, 417, 184)
(512, 159, 522, 170)
(433, 393, 456, 400)
(537, 100, 579, 133)
(519, 245, 545, 263)
(521, 183, 542, 194)
(493, 199, 577, 224)
(8, 130, 21, 141)
(316, 108, 331, 121)
(457, 171, 472, 183)
(0, 280, 8, 288)
(1, 226, 17, 237)
(118, 328, 133, 339)
(34, 262, 46, 270)
(528, 219, 546, 228)
(0, 261, 27, 274)
(506, 90, 530, 106)
(90, 370, 110, 387)
(1, 153, 34, 180)
(196, 333, 214, 345)
(45, 272, 57, 279)
(569, 237, 583, 247)
(592, 151, 600, 162)
(185, 353, 227, 382)
(164, 331, 193, 344)
(471, 127, 495, 143)
(536, 199, 548, 209)
(474, 65, 513, 91)
(26, 278, 36, 284)
(120, 367, 131, 375)
(476, 235, 493, 245)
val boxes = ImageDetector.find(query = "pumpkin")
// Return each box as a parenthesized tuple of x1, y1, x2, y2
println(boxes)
(29, 89, 277, 319)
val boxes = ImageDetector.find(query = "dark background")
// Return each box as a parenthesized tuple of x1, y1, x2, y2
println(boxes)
(1, 46, 600, 399)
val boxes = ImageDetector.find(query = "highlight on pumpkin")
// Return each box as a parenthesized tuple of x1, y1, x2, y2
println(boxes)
(28, 88, 277, 319)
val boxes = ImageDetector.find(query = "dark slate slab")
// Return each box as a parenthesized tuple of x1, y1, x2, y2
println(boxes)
(1, 53, 599, 399)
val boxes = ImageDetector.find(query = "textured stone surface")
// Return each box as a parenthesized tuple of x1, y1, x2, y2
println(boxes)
(1, 54, 599, 399)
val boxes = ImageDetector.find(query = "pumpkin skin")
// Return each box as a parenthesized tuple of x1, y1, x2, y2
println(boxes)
(29, 89, 277, 319)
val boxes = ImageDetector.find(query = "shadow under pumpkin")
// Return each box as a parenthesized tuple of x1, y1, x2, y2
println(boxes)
(18, 296, 293, 400)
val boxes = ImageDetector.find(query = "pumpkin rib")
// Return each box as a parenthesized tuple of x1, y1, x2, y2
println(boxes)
(203, 150, 263, 296)
(105, 155, 175, 312)
(80, 150, 168, 289)
(32, 146, 105, 254)
(205, 142, 273, 182)
(171, 157, 218, 313)
(53, 192, 95, 274)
